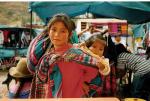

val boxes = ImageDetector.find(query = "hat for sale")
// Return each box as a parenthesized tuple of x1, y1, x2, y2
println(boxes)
(9, 58, 32, 78)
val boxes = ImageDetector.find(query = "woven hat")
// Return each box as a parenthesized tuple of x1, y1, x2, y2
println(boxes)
(9, 58, 32, 78)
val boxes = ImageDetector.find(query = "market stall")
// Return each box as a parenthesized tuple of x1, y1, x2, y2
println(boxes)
(0, 27, 37, 70)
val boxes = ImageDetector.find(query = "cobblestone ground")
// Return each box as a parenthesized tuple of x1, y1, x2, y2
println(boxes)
(0, 71, 8, 98)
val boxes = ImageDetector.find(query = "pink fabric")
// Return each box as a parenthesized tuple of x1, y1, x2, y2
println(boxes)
(58, 61, 98, 97)
(111, 23, 118, 33)
(9, 80, 20, 94)
(3, 30, 10, 42)
(9, 80, 32, 93)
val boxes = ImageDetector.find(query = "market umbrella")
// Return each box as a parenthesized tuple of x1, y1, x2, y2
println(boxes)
(29, 2, 150, 24)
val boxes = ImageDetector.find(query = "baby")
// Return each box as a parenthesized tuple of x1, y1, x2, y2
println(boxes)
(79, 33, 110, 75)
(79, 33, 110, 96)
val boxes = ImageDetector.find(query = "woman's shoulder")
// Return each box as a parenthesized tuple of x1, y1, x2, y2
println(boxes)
(70, 44, 96, 56)
(65, 44, 83, 56)
(68, 44, 98, 60)
(69, 44, 91, 55)
(63, 44, 91, 60)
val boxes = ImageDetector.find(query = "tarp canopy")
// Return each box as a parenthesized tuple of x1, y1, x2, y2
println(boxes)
(29, 2, 150, 24)
(132, 22, 150, 38)
(132, 24, 145, 38)
(0, 24, 9, 28)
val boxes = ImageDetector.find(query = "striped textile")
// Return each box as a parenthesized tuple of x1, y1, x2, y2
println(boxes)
(27, 34, 101, 98)
(27, 33, 50, 74)
(117, 52, 150, 76)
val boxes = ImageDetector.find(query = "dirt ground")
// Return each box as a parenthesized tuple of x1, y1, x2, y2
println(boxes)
(0, 70, 8, 98)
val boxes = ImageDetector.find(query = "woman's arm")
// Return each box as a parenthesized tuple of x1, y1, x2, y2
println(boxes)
(27, 34, 50, 74)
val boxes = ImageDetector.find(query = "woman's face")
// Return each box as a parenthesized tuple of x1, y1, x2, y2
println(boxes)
(89, 40, 105, 57)
(49, 21, 70, 48)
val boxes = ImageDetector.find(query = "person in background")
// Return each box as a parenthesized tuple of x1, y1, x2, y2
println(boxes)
(145, 46, 150, 60)
(114, 34, 121, 45)
(21, 31, 31, 48)
(3, 30, 10, 47)
(100, 32, 128, 97)
(2, 58, 32, 98)
(78, 25, 103, 43)
(70, 20, 79, 44)
(9, 31, 16, 47)
(115, 44, 150, 100)
(27, 13, 108, 98)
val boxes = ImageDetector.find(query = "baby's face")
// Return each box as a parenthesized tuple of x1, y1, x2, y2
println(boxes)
(89, 40, 105, 57)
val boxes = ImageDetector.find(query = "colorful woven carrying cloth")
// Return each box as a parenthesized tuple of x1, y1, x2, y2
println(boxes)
(27, 33, 102, 98)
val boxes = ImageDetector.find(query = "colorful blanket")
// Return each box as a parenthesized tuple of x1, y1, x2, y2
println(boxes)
(27, 33, 101, 98)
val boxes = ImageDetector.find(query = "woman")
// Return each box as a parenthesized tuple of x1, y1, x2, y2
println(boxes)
(114, 44, 150, 100)
(27, 13, 109, 98)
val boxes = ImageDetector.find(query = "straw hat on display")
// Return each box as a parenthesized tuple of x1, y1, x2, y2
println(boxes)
(9, 58, 32, 78)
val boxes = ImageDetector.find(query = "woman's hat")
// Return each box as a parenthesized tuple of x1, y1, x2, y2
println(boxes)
(9, 58, 32, 78)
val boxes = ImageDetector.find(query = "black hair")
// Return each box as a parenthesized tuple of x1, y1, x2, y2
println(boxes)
(104, 35, 129, 66)
(85, 34, 107, 56)
(47, 13, 73, 35)
(146, 47, 150, 60)
(115, 43, 129, 57)
(85, 34, 106, 48)
(41, 13, 73, 36)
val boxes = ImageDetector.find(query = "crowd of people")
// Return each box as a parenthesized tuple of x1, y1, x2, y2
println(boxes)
(2, 13, 150, 100)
